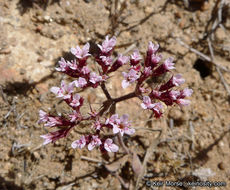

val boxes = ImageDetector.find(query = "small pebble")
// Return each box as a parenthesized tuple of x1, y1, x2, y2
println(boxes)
(215, 28, 227, 42)
(33, 151, 40, 160)
(218, 162, 225, 170)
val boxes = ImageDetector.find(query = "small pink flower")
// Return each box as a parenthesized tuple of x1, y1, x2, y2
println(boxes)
(139, 87, 150, 94)
(157, 90, 179, 106)
(92, 119, 102, 130)
(143, 66, 152, 76)
(104, 138, 119, 152)
(148, 42, 159, 54)
(130, 50, 142, 65)
(120, 114, 130, 126)
(56, 58, 69, 72)
(50, 80, 74, 99)
(141, 96, 163, 118)
(44, 117, 63, 127)
(40, 128, 71, 145)
(175, 88, 193, 107)
(74, 77, 87, 88)
(117, 54, 129, 65)
(122, 69, 140, 89)
(151, 102, 163, 118)
(100, 56, 113, 66)
(71, 136, 86, 149)
(38, 110, 71, 127)
(112, 114, 135, 136)
(172, 74, 185, 86)
(98, 36, 116, 54)
(153, 57, 175, 76)
(105, 114, 119, 126)
(81, 66, 90, 75)
(89, 72, 103, 84)
(150, 90, 161, 99)
(176, 99, 191, 106)
(69, 110, 81, 122)
(163, 57, 175, 70)
(169, 90, 180, 100)
(71, 43, 90, 60)
(180, 88, 193, 98)
(121, 80, 130, 89)
(69, 59, 78, 70)
(151, 54, 162, 65)
(141, 96, 155, 109)
(40, 134, 53, 145)
(136, 66, 152, 84)
(38, 110, 48, 123)
(159, 74, 185, 91)
(69, 94, 82, 108)
(88, 135, 102, 151)
(108, 54, 129, 73)
(131, 50, 142, 61)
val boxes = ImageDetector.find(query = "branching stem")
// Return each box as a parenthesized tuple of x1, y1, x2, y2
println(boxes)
(113, 91, 136, 103)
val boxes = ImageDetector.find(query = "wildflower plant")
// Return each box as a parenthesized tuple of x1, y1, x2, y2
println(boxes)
(39, 36, 192, 154)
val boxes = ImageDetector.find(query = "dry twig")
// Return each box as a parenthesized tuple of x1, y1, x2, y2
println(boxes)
(207, 37, 230, 98)
(177, 38, 230, 72)
(80, 156, 109, 165)
(135, 128, 162, 190)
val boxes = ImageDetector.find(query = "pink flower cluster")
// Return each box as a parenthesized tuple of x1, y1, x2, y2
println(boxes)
(39, 36, 192, 153)
(119, 41, 192, 117)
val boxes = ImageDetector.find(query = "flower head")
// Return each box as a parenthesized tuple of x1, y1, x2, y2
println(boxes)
(172, 74, 185, 86)
(68, 59, 78, 70)
(130, 50, 142, 65)
(69, 110, 81, 122)
(159, 74, 185, 91)
(151, 53, 162, 65)
(176, 99, 191, 107)
(141, 96, 155, 109)
(148, 42, 159, 55)
(88, 135, 102, 151)
(81, 66, 90, 75)
(98, 36, 116, 54)
(92, 119, 102, 130)
(56, 58, 69, 72)
(50, 80, 74, 99)
(152, 57, 175, 76)
(69, 94, 83, 108)
(122, 69, 140, 89)
(163, 57, 175, 70)
(40, 134, 53, 145)
(151, 102, 163, 118)
(39, 36, 193, 153)
(180, 88, 193, 98)
(108, 54, 129, 73)
(169, 90, 180, 100)
(144, 66, 152, 76)
(71, 43, 90, 60)
(40, 128, 71, 145)
(74, 77, 87, 88)
(71, 136, 86, 149)
(89, 72, 103, 84)
(112, 114, 135, 136)
(117, 54, 129, 66)
(38, 110, 49, 123)
(105, 114, 119, 127)
(100, 56, 113, 66)
(44, 117, 63, 127)
(104, 138, 119, 152)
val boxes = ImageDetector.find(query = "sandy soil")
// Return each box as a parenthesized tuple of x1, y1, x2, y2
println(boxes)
(0, 0, 230, 189)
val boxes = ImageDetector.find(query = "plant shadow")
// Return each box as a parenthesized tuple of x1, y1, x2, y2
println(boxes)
(17, 0, 60, 15)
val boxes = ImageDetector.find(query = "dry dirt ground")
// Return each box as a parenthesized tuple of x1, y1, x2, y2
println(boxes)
(0, 0, 230, 189)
